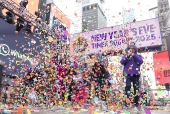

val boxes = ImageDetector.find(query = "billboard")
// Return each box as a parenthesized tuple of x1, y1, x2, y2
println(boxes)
(70, 18, 162, 55)
(50, 4, 71, 28)
(0, 18, 44, 77)
(14, 0, 39, 16)
(153, 51, 170, 84)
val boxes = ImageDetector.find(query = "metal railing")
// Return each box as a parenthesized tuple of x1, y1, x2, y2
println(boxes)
(0, 0, 57, 39)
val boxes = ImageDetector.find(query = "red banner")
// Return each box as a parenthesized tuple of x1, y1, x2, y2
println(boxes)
(153, 51, 170, 84)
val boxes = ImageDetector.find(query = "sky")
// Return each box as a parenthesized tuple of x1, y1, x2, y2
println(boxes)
(103, 0, 158, 26)
(53, 0, 158, 27)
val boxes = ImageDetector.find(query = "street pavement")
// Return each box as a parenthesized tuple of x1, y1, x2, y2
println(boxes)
(1, 109, 170, 114)
(30, 109, 170, 114)
(1, 106, 170, 114)
(25, 107, 170, 114)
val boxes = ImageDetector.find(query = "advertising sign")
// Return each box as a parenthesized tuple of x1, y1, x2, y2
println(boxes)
(0, 18, 44, 77)
(70, 18, 162, 55)
(153, 51, 170, 84)
(50, 4, 71, 28)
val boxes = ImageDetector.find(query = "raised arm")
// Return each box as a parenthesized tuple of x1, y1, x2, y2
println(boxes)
(120, 55, 129, 65)
(132, 54, 143, 65)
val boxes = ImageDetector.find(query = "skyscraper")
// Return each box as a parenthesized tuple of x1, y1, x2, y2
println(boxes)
(122, 8, 136, 24)
(157, 0, 169, 51)
(82, 0, 107, 32)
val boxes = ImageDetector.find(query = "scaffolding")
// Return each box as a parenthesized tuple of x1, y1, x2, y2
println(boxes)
(0, 0, 57, 39)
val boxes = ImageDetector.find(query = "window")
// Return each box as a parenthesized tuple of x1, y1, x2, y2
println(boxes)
(95, 4, 97, 8)
(164, 4, 166, 7)
(82, 1, 85, 4)
(160, 22, 164, 28)
(85, 0, 90, 4)
(162, 22, 165, 27)
(83, 7, 85, 11)
(87, 6, 89, 10)
(160, 9, 163, 13)
(166, 8, 169, 11)
(91, 5, 93, 9)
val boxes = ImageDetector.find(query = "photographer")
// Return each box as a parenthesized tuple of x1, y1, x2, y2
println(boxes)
(120, 44, 143, 111)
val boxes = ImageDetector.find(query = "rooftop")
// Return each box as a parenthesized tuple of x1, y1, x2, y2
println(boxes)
(149, 6, 158, 11)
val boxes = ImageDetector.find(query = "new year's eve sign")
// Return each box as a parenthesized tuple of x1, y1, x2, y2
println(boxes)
(70, 18, 162, 54)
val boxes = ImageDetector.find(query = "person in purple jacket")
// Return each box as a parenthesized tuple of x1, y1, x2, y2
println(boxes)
(120, 44, 143, 110)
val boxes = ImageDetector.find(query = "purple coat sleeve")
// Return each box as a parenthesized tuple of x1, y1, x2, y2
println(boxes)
(132, 54, 143, 65)
(120, 55, 128, 65)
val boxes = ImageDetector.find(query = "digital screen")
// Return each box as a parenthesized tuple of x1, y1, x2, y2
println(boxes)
(0, 18, 44, 76)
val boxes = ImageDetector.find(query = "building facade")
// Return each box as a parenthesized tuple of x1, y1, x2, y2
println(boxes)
(158, 0, 169, 51)
(149, 7, 158, 18)
(46, 0, 82, 34)
(82, 0, 107, 32)
(164, 10, 170, 59)
(45, 0, 71, 29)
(122, 8, 136, 24)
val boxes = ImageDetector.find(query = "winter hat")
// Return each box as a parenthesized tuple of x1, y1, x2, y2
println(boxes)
(125, 43, 138, 53)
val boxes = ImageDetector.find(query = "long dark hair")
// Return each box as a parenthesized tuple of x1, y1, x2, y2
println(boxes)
(59, 59, 66, 65)
(93, 62, 106, 75)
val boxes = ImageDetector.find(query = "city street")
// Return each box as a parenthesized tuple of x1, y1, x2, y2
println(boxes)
(17, 109, 170, 114)
(1, 106, 170, 114)
(30, 109, 170, 114)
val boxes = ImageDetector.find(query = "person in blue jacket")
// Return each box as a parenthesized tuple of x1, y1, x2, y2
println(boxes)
(120, 44, 143, 110)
